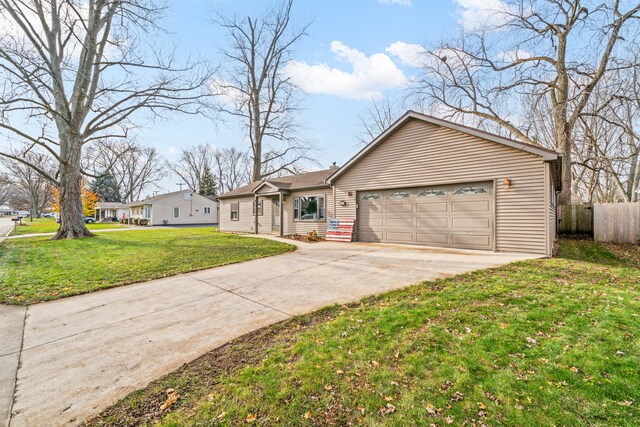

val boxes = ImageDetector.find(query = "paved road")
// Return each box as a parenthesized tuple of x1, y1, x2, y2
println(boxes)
(1, 238, 537, 426)
(0, 218, 14, 240)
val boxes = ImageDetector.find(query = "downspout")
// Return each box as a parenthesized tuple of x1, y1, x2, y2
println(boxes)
(254, 195, 259, 234)
(279, 192, 284, 237)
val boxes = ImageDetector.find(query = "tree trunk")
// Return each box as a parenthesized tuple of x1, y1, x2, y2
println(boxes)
(558, 127, 573, 204)
(52, 136, 94, 239)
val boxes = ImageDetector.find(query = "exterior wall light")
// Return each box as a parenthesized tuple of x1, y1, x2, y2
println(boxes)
(503, 178, 512, 188)
(338, 200, 347, 207)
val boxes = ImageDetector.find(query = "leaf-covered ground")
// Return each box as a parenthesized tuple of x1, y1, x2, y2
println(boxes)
(0, 229, 294, 304)
(86, 239, 640, 426)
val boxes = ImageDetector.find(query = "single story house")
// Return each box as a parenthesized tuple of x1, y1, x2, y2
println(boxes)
(94, 201, 129, 221)
(128, 190, 218, 226)
(217, 111, 562, 256)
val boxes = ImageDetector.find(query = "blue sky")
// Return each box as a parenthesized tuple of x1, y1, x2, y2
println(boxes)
(143, 0, 471, 192)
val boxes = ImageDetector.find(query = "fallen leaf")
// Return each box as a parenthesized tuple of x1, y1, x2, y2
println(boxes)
(324, 385, 333, 391)
(216, 412, 227, 420)
(160, 389, 179, 411)
(458, 366, 467, 372)
(246, 413, 257, 423)
(384, 396, 393, 401)
(478, 402, 487, 410)
(445, 415, 454, 424)
(499, 323, 506, 329)
(304, 411, 312, 419)
(336, 369, 344, 375)
(570, 366, 579, 373)
(379, 403, 396, 415)
(618, 400, 634, 407)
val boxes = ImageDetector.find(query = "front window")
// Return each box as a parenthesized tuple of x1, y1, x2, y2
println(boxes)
(230, 202, 239, 220)
(173, 207, 180, 219)
(294, 196, 325, 221)
(252, 200, 263, 216)
(204, 206, 211, 215)
(143, 205, 151, 219)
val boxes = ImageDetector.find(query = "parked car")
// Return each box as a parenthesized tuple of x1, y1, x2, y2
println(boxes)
(83, 216, 96, 223)
(17, 210, 30, 217)
(42, 212, 55, 218)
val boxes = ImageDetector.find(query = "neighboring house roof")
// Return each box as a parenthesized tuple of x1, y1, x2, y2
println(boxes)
(326, 110, 562, 184)
(128, 190, 219, 207)
(95, 202, 127, 209)
(218, 169, 335, 199)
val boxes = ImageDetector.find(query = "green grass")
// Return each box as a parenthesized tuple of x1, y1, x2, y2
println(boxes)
(10, 217, 125, 236)
(87, 239, 640, 427)
(0, 229, 294, 304)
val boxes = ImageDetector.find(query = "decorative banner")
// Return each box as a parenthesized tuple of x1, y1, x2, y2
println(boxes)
(326, 218, 355, 242)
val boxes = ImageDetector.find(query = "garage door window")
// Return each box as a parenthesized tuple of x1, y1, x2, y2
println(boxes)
(360, 193, 383, 200)
(454, 184, 489, 196)
(388, 191, 411, 199)
(418, 188, 447, 197)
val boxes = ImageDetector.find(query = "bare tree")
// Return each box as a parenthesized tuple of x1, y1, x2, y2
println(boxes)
(167, 144, 216, 193)
(357, 98, 404, 146)
(1, 153, 54, 218)
(412, 0, 640, 203)
(86, 139, 166, 202)
(0, 172, 13, 208)
(215, 0, 315, 181)
(213, 147, 251, 192)
(0, 0, 213, 238)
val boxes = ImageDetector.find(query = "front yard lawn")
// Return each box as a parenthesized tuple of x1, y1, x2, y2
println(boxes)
(0, 229, 294, 304)
(10, 217, 125, 236)
(87, 239, 640, 427)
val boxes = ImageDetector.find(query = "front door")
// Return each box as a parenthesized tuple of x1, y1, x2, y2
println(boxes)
(272, 199, 281, 233)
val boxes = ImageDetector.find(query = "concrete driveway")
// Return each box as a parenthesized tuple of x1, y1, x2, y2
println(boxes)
(1, 238, 537, 426)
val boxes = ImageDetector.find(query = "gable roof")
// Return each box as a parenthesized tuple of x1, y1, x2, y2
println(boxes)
(217, 169, 334, 199)
(95, 201, 127, 209)
(326, 110, 562, 184)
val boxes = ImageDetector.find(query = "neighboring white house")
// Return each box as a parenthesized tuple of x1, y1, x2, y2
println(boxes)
(128, 190, 218, 225)
(94, 201, 129, 221)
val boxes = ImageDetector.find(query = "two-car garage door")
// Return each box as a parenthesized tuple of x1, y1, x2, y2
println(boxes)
(357, 182, 494, 250)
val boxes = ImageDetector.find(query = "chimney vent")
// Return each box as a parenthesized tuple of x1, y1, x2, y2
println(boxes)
(329, 161, 339, 170)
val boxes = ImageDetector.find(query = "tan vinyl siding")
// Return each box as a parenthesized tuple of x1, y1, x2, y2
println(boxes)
(218, 196, 272, 233)
(332, 118, 549, 254)
(282, 189, 332, 236)
(129, 192, 218, 225)
(547, 163, 557, 256)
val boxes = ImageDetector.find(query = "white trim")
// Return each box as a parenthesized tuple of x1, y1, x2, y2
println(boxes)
(172, 206, 180, 220)
(326, 110, 561, 184)
(203, 206, 212, 215)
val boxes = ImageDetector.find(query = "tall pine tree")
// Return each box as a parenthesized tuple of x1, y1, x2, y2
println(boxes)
(90, 175, 122, 202)
(198, 166, 217, 197)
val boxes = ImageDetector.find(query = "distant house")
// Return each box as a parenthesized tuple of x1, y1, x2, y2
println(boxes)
(0, 205, 14, 216)
(128, 190, 218, 226)
(94, 202, 129, 221)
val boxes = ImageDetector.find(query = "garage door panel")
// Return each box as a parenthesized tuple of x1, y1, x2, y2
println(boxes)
(416, 233, 448, 244)
(452, 234, 491, 247)
(385, 231, 413, 242)
(452, 200, 490, 212)
(386, 217, 413, 228)
(452, 217, 491, 229)
(416, 218, 448, 228)
(359, 203, 384, 213)
(386, 203, 413, 213)
(359, 231, 383, 241)
(416, 202, 448, 213)
(357, 182, 493, 250)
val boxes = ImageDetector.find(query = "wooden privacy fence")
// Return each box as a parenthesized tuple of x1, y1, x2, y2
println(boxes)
(557, 204, 593, 235)
(594, 203, 640, 244)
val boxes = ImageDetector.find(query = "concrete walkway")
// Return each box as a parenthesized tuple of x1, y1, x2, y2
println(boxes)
(1, 238, 537, 426)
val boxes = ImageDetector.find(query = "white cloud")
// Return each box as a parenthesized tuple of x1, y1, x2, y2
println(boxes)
(378, 0, 412, 6)
(454, 0, 513, 31)
(285, 41, 407, 100)
(385, 42, 428, 68)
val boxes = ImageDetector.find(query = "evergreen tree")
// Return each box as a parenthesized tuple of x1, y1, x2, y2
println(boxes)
(90, 175, 121, 202)
(198, 166, 217, 197)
